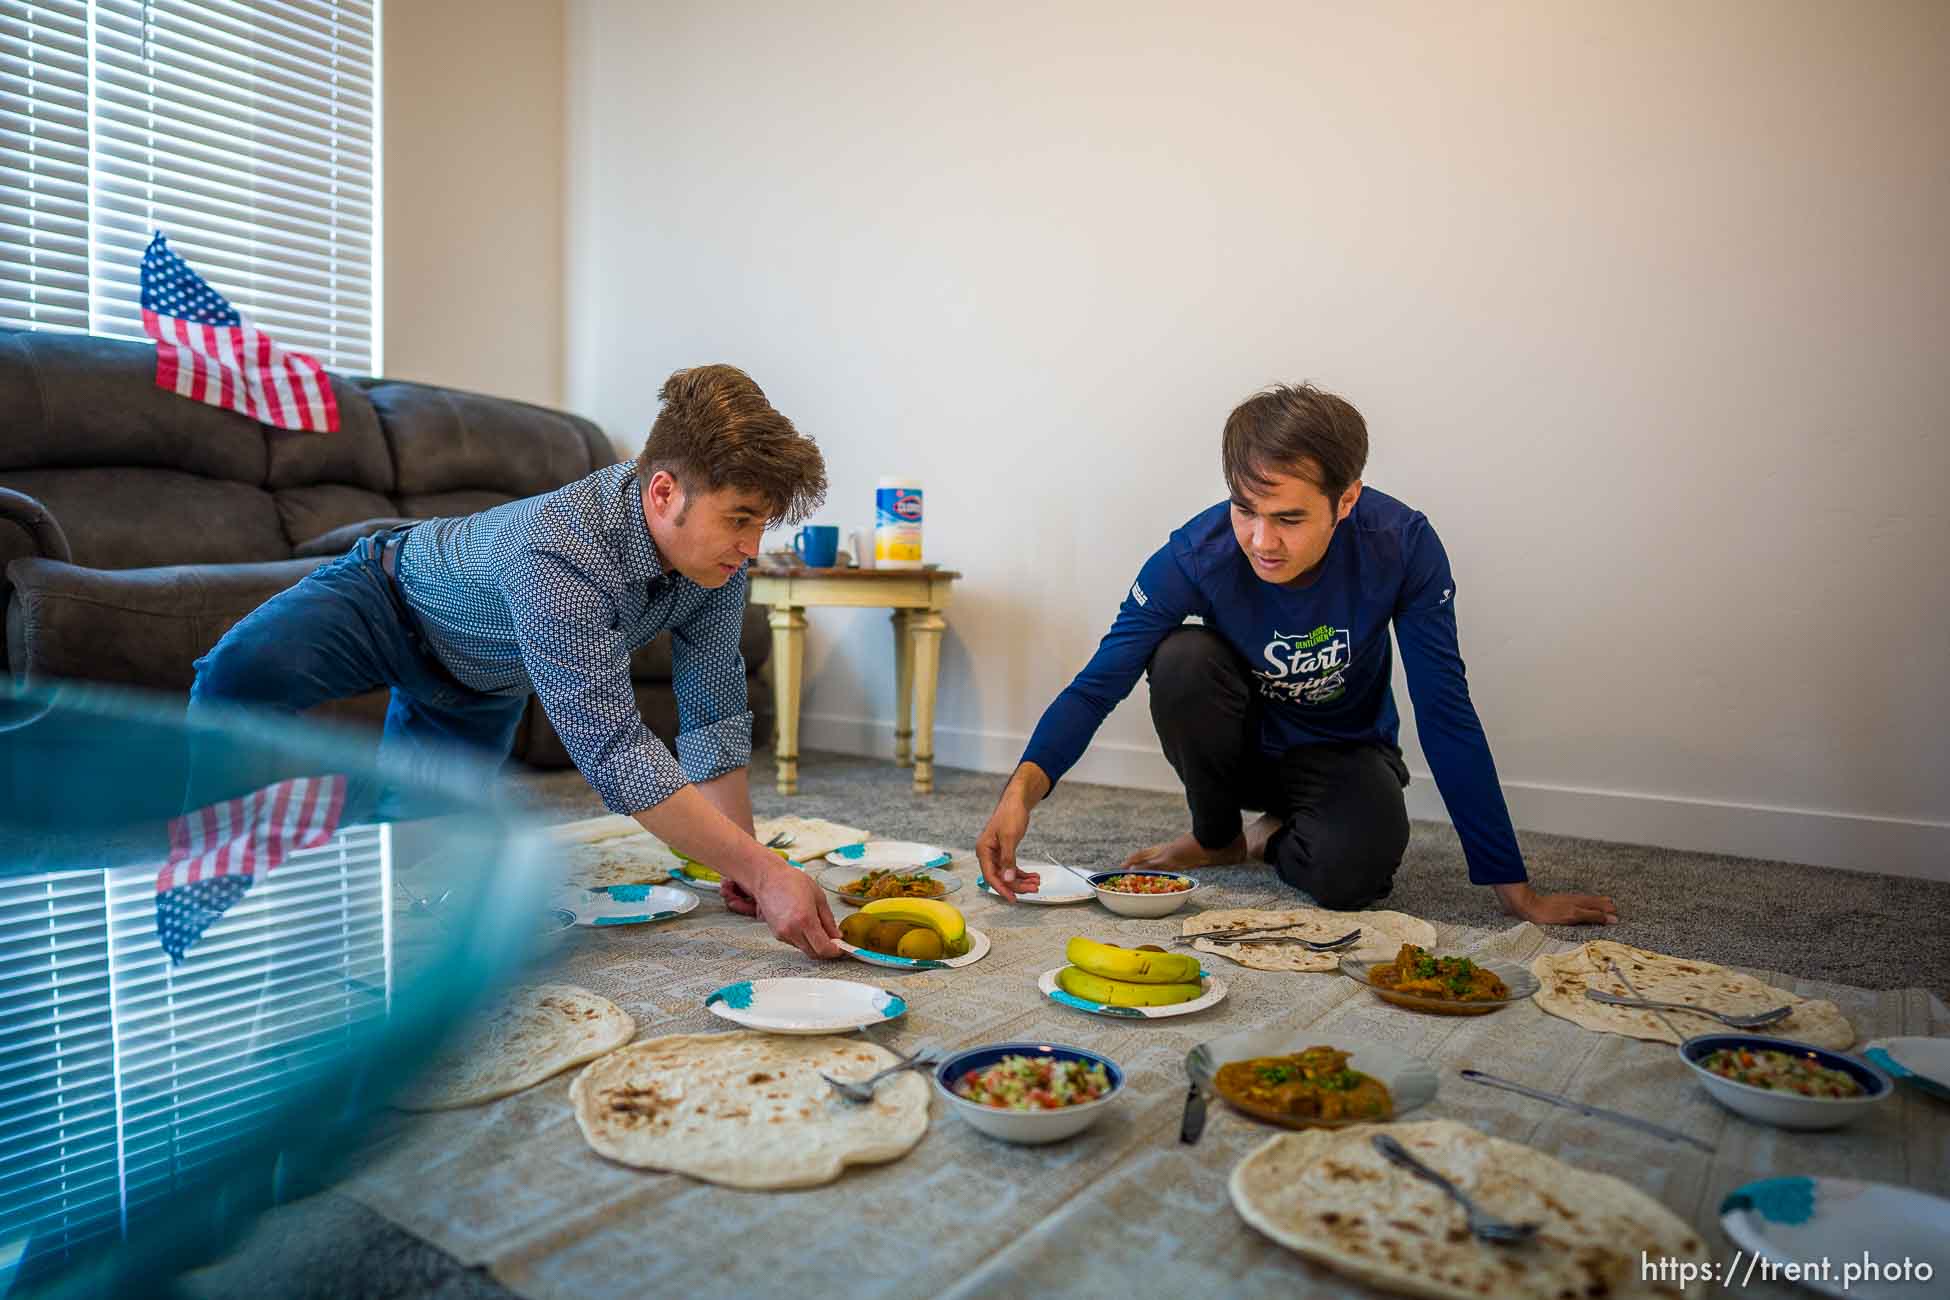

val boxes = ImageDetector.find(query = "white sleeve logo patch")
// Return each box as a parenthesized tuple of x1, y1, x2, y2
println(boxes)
(1130, 580, 1148, 607)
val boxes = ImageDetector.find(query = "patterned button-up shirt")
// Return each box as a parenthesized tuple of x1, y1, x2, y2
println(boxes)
(394, 462, 752, 814)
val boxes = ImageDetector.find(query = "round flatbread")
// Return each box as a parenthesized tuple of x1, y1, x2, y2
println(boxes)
(560, 837, 680, 890)
(569, 1030, 929, 1189)
(1230, 1119, 1710, 1300)
(752, 815, 872, 864)
(1185, 907, 1438, 972)
(1531, 940, 1853, 1049)
(397, 984, 635, 1111)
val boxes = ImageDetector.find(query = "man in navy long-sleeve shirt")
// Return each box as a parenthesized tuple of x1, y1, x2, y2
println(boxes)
(975, 384, 1619, 926)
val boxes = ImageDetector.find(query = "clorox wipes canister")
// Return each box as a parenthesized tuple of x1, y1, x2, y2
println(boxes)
(875, 477, 924, 569)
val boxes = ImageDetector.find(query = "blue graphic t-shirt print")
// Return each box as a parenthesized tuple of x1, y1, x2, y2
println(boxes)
(1253, 624, 1353, 706)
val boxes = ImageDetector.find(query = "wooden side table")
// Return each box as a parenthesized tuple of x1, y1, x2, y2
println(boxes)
(747, 565, 960, 795)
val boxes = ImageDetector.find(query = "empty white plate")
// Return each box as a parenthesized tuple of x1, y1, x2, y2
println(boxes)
(560, 883, 699, 926)
(1720, 1177, 1950, 1299)
(824, 841, 953, 870)
(975, 870, 1095, 905)
(703, 977, 907, 1034)
(1862, 1036, 1950, 1101)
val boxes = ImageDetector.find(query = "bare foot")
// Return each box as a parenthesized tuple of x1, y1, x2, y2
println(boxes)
(1242, 812, 1281, 863)
(1119, 830, 1253, 872)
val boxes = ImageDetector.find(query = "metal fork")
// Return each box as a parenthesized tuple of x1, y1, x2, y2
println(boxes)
(1033, 848, 1099, 890)
(821, 1045, 940, 1105)
(1372, 1134, 1539, 1245)
(1583, 989, 1791, 1030)
(763, 830, 795, 850)
(1174, 926, 1362, 951)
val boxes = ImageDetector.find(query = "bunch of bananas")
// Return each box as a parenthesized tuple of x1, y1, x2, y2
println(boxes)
(1056, 937, 1204, 1006)
(838, 898, 970, 960)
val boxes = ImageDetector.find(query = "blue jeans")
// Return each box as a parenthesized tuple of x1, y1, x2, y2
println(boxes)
(189, 532, 529, 789)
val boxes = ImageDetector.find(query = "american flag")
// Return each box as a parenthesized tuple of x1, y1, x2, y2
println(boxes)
(154, 774, 348, 963)
(139, 231, 341, 434)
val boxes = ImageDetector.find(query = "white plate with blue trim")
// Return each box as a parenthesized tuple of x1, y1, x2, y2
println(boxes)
(824, 841, 954, 871)
(703, 977, 908, 1034)
(1038, 966, 1228, 1020)
(975, 871, 1095, 905)
(1720, 1176, 1950, 1299)
(835, 927, 991, 971)
(560, 883, 698, 926)
(1861, 1036, 1950, 1102)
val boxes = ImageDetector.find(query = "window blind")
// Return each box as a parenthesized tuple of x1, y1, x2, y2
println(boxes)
(0, 1, 91, 334)
(0, 0, 378, 372)
(0, 823, 391, 1286)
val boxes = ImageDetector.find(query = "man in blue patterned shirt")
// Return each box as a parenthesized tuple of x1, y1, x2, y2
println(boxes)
(191, 366, 845, 958)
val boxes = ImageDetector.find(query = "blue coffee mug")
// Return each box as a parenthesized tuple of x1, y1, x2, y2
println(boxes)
(794, 525, 840, 567)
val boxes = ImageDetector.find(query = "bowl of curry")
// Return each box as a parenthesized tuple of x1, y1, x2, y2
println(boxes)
(1340, 943, 1539, 1015)
(1189, 1031, 1439, 1131)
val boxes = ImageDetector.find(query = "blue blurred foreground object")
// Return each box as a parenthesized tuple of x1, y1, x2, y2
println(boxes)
(0, 681, 552, 1298)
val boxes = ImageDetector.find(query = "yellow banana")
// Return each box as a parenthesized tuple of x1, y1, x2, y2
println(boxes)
(1065, 936, 1201, 984)
(859, 897, 966, 947)
(1056, 965, 1204, 1007)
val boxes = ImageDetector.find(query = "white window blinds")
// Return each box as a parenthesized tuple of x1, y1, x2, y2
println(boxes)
(0, 823, 391, 1286)
(0, 0, 379, 373)
(0, 1, 91, 334)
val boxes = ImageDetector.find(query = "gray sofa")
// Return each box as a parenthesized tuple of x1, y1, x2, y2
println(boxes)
(0, 328, 773, 767)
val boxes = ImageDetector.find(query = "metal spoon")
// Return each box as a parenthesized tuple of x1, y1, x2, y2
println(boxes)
(1032, 848, 1099, 891)
(821, 1045, 940, 1105)
(1583, 989, 1791, 1030)
(1371, 1134, 1539, 1245)
(1173, 926, 1362, 951)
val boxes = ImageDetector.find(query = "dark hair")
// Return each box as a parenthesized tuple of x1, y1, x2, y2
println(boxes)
(636, 364, 827, 525)
(1221, 383, 1369, 503)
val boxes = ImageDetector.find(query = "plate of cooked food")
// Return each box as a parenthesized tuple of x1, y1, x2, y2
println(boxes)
(1340, 943, 1538, 1015)
(818, 865, 964, 907)
(1188, 1031, 1438, 1130)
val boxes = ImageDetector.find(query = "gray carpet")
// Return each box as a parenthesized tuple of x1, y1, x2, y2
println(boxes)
(180, 746, 1949, 1300)
(508, 747, 1950, 1000)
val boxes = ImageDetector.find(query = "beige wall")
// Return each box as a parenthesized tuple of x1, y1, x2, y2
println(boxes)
(383, 0, 564, 406)
(565, 0, 1950, 878)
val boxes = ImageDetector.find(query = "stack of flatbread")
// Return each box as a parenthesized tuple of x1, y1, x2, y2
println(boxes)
(1183, 907, 1438, 972)
(1532, 940, 1853, 1048)
(1230, 1119, 1710, 1299)
(570, 1030, 929, 1189)
(397, 984, 635, 1110)
(752, 815, 872, 863)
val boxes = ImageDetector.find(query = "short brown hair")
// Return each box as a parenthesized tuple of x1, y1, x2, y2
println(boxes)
(1221, 383, 1369, 503)
(636, 364, 827, 525)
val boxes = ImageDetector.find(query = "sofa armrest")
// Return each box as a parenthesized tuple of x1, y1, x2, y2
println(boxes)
(292, 516, 422, 559)
(7, 556, 325, 691)
(0, 489, 72, 674)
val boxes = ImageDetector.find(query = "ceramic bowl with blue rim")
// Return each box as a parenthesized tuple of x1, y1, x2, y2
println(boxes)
(561, 883, 700, 927)
(1680, 1034, 1892, 1130)
(822, 841, 954, 871)
(1861, 1036, 1950, 1103)
(703, 977, 907, 1035)
(934, 1042, 1125, 1144)
(1721, 1176, 1950, 1299)
(1085, 870, 1202, 918)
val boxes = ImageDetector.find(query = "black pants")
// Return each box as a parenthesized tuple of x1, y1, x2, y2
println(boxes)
(1147, 627, 1410, 910)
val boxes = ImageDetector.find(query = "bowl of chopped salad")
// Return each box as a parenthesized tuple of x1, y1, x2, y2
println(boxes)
(1680, 1034, 1892, 1130)
(934, 1042, 1125, 1144)
(1085, 870, 1201, 918)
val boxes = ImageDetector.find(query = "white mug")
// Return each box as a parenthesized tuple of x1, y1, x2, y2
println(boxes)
(848, 526, 876, 568)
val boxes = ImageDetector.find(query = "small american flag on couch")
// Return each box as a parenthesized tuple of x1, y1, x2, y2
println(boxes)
(139, 231, 341, 433)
